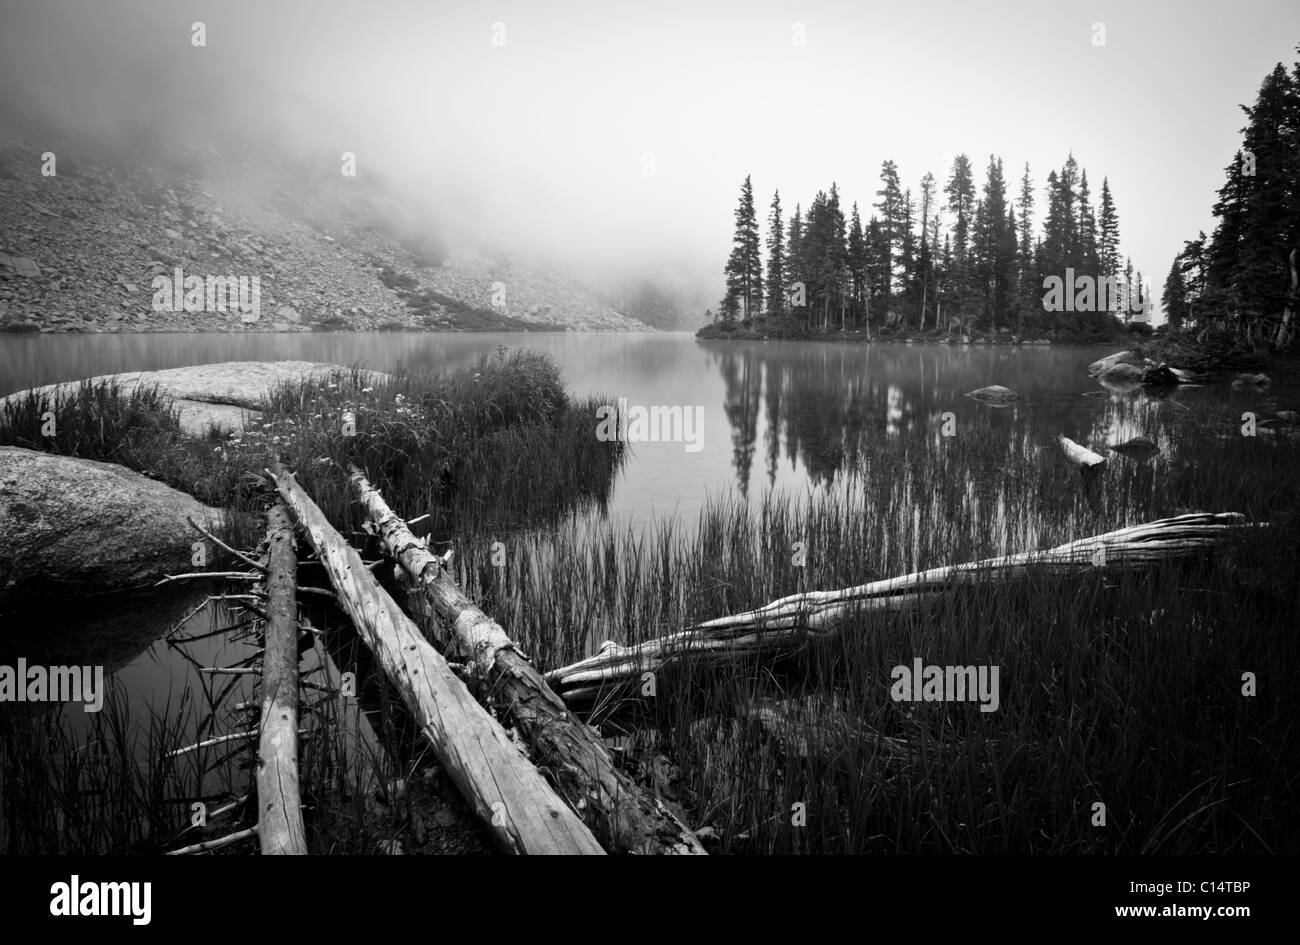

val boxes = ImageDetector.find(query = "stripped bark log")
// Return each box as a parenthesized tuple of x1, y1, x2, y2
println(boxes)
(547, 513, 1256, 698)
(348, 465, 705, 855)
(1059, 435, 1106, 470)
(257, 503, 308, 855)
(270, 465, 604, 855)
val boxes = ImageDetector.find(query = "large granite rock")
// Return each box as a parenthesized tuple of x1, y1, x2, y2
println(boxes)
(1087, 350, 1144, 376)
(0, 446, 225, 605)
(3, 361, 388, 436)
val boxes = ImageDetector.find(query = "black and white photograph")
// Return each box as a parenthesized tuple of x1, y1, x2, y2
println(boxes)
(0, 0, 1295, 915)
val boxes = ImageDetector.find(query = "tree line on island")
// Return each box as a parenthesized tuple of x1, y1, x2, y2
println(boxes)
(715, 154, 1143, 338)
(1162, 45, 1300, 349)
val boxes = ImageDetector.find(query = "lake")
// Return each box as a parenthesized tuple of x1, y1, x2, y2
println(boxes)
(2, 331, 1265, 530)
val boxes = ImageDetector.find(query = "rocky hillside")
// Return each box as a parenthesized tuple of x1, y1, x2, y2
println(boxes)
(0, 138, 653, 334)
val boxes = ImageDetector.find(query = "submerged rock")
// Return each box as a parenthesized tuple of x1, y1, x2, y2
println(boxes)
(964, 385, 1020, 405)
(1232, 372, 1271, 389)
(1107, 436, 1160, 460)
(0, 446, 224, 605)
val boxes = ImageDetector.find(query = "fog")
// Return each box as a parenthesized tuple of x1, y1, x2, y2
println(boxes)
(2, 0, 1299, 319)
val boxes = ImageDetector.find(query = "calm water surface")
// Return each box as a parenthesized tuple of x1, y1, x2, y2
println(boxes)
(4, 331, 1269, 527)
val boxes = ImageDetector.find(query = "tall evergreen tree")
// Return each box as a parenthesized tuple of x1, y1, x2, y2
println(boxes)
(874, 161, 904, 300)
(972, 156, 1010, 329)
(785, 203, 804, 317)
(1078, 170, 1099, 277)
(765, 190, 785, 318)
(847, 203, 866, 325)
(945, 155, 976, 314)
(1098, 177, 1121, 278)
(1017, 163, 1037, 332)
(722, 175, 763, 321)
(1162, 258, 1188, 330)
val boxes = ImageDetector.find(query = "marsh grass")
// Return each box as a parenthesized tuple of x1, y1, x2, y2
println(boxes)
(441, 401, 1299, 853)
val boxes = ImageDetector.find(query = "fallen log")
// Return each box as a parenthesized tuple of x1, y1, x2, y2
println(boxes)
(270, 465, 604, 855)
(348, 465, 705, 855)
(546, 513, 1255, 698)
(256, 503, 308, 855)
(1059, 434, 1106, 470)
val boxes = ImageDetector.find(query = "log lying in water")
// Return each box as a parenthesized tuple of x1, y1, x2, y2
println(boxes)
(256, 503, 309, 855)
(270, 465, 604, 855)
(347, 466, 705, 855)
(1059, 435, 1107, 471)
(546, 513, 1255, 699)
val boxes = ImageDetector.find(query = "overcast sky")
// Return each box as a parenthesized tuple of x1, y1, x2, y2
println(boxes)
(3, 0, 1298, 313)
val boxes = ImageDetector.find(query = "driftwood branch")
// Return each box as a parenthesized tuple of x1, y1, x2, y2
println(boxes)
(270, 464, 604, 855)
(547, 513, 1257, 697)
(348, 465, 705, 855)
(167, 826, 259, 856)
(1059, 434, 1106, 470)
(186, 515, 267, 572)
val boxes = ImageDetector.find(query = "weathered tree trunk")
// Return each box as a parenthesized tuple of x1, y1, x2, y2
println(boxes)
(348, 466, 705, 855)
(1059, 434, 1106, 470)
(256, 503, 308, 855)
(270, 466, 604, 855)
(547, 513, 1254, 699)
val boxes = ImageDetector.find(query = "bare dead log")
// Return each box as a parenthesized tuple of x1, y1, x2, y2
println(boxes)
(348, 465, 704, 855)
(270, 465, 604, 855)
(547, 513, 1256, 697)
(256, 503, 308, 855)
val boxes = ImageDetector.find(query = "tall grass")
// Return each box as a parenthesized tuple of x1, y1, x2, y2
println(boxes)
(438, 401, 1299, 853)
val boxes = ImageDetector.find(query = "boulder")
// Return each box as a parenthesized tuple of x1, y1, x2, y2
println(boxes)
(0, 446, 225, 605)
(3, 361, 388, 436)
(1107, 436, 1160, 460)
(965, 385, 1020, 405)
(1100, 361, 1145, 382)
(1088, 350, 1143, 376)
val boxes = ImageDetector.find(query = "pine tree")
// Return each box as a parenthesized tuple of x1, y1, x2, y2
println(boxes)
(972, 156, 1009, 329)
(786, 203, 804, 318)
(899, 188, 917, 318)
(1162, 258, 1188, 330)
(874, 161, 904, 301)
(945, 155, 976, 314)
(765, 190, 785, 318)
(1098, 177, 1120, 278)
(847, 203, 866, 325)
(722, 175, 763, 322)
(1078, 170, 1099, 277)
(918, 172, 937, 328)
(1017, 163, 1037, 332)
